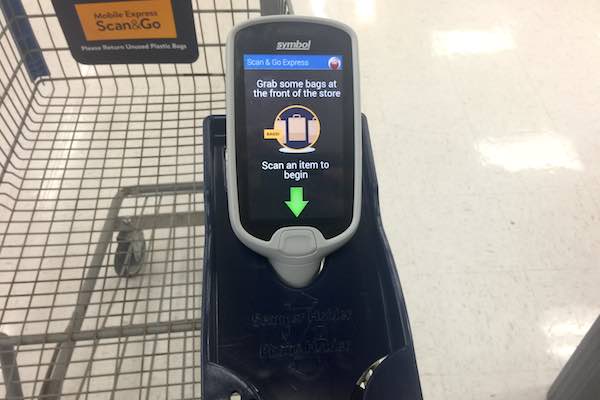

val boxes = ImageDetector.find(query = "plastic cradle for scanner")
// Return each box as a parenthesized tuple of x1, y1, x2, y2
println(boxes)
(201, 115, 423, 400)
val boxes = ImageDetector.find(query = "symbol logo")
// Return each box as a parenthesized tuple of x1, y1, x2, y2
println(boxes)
(276, 40, 312, 51)
(263, 105, 320, 153)
(328, 56, 341, 70)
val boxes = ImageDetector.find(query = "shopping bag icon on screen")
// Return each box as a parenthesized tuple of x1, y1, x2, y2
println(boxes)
(287, 114, 308, 142)
(263, 105, 320, 153)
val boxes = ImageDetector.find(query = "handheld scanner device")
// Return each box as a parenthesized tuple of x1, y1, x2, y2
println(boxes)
(226, 16, 361, 288)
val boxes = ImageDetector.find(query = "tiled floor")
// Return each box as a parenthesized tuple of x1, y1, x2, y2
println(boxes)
(294, 1, 600, 399)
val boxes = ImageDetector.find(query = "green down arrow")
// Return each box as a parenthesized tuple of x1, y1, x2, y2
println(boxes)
(285, 187, 309, 218)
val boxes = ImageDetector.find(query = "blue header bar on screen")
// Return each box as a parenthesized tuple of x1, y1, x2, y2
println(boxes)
(244, 54, 344, 70)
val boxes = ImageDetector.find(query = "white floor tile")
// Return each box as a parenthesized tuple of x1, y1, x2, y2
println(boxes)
(293, 1, 600, 398)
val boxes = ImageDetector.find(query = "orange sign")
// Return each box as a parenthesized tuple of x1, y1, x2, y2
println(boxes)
(75, 0, 177, 41)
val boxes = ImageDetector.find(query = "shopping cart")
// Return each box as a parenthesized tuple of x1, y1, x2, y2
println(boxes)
(0, 1, 292, 399)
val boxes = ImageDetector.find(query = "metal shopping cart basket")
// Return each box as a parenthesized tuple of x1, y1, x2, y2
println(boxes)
(0, 1, 292, 398)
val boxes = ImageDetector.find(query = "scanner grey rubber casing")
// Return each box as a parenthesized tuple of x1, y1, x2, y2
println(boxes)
(225, 15, 362, 287)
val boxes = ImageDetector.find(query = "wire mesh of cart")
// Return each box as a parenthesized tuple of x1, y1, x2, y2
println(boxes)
(0, 1, 292, 399)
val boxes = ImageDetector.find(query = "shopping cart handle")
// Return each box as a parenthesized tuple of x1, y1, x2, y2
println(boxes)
(0, 0, 49, 80)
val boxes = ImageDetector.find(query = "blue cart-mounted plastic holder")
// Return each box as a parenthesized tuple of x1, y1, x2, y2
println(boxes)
(202, 115, 423, 400)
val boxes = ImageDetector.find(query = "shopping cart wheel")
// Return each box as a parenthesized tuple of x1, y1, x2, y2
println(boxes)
(114, 229, 146, 277)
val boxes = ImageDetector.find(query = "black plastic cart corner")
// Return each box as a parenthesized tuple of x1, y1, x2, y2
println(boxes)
(202, 115, 423, 400)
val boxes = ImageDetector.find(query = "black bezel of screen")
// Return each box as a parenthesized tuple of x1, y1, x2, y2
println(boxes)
(234, 22, 355, 241)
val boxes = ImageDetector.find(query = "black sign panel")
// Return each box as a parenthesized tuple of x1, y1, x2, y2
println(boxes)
(52, 0, 198, 64)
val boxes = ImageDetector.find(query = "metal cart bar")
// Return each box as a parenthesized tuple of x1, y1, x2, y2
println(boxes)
(0, 333, 24, 400)
(1, 319, 201, 347)
(0, 1, 293, 398)
(40, 183, 204, 399)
